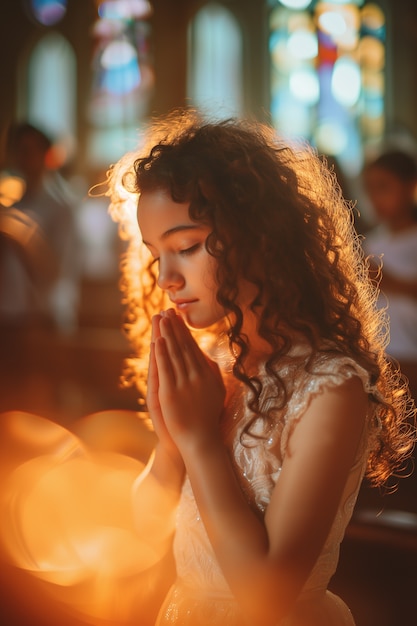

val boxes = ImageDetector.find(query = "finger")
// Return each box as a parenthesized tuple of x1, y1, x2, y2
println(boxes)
(146, 343, 165, 431)
(151, 314, 162, 343)
(167, 311, 208, 373)
(147, 342, 161, 414)
(154, 335, 177, 388)
(147, 341, 159, 391)
(159, 316, 188, 381)
(159, 312, 186, 376)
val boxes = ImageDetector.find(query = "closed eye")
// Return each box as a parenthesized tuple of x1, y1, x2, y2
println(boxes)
(179, 243, 202, 256)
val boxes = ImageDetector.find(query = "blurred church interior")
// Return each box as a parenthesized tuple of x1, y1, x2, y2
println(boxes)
(0, 2, 416, 625)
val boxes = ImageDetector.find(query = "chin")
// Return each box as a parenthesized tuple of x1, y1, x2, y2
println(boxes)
(181, 315, 211, 330)
(180, 311, 225, 331)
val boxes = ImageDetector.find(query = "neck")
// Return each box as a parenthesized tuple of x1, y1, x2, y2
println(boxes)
(240, 308, 274, 367)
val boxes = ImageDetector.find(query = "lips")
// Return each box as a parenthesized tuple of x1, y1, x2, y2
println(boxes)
(171, 299, 198, 309)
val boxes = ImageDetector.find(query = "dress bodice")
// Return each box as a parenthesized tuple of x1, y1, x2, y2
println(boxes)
(170, 347, 380, 615)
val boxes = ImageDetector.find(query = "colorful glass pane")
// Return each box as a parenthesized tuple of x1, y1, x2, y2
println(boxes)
(269, 1, 385, 176)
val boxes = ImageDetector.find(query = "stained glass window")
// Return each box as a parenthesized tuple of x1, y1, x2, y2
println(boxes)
(88, 0, 154, 165)
(187, 3, 244, 119)
(19, 32, 76, 167)
(269, 0, 386, 176)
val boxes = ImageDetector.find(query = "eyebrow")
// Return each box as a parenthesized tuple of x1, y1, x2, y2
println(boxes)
(142, 224, 202, 246)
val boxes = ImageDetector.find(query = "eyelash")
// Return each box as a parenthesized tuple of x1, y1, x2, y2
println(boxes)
(179, 243, 201, 256)
(150, 243, 202, 265)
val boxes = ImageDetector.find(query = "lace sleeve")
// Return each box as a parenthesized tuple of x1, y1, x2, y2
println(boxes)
(279, 354, 381, 458)
(229, 352, 381, 514)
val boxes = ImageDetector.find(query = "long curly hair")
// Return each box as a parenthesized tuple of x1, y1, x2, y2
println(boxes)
(107, 109, 415, 488)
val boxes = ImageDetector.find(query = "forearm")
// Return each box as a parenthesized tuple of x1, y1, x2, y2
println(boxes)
(181, 440, 298, 625)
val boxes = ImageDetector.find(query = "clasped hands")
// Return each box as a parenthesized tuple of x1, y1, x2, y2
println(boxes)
(147, 309, 226, 459)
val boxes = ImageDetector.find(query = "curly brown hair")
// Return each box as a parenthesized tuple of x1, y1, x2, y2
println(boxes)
(107, 109, 415, 488)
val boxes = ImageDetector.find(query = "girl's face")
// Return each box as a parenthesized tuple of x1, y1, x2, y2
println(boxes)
(137, 189, 225, 329)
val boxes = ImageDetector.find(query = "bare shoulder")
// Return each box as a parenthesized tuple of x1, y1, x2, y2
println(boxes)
(289, 374, 369, 449)
(265, 374, 370, 571)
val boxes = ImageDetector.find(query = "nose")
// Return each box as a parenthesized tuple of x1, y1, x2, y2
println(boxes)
(157, 256, 185, 291)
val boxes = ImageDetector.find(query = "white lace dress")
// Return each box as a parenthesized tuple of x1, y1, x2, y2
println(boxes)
(155, 347, 380, 626)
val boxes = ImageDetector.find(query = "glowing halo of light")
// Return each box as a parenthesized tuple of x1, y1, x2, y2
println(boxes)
(101, 39, 138, 69)
(331, 56, 361, 107)
(318, 10, 347, 37)
(1, 453, 152, 582)
(287, 29, 318, 60)
(0, 174, 26, 207)
(0, 410, 171, 624)
(289, 68, 320, 105)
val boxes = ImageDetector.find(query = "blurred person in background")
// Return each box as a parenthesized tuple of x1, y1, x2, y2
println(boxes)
(0, 122, 80, 333)
(362, 149, 417, 400)
(0, 122, 80, 412)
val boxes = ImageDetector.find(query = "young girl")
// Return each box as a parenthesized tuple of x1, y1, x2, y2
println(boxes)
(106, 110, 415, 626)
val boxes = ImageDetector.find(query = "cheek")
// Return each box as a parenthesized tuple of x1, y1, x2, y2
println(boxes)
(202, 258, 219, 295)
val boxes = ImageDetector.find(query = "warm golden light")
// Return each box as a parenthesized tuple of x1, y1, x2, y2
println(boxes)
(358, 35, 385, 71)
(0, 174, 26, 207)
(361, 2, 385, 32)
(0, 208, 58, 283)
(0, 410, 172, 625)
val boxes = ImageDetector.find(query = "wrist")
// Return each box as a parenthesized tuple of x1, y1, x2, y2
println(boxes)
(179, 433, 226, 465)
(154, 441, 185, 488)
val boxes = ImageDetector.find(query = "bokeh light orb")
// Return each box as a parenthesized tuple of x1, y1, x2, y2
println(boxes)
(29, 0, 67, 26)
